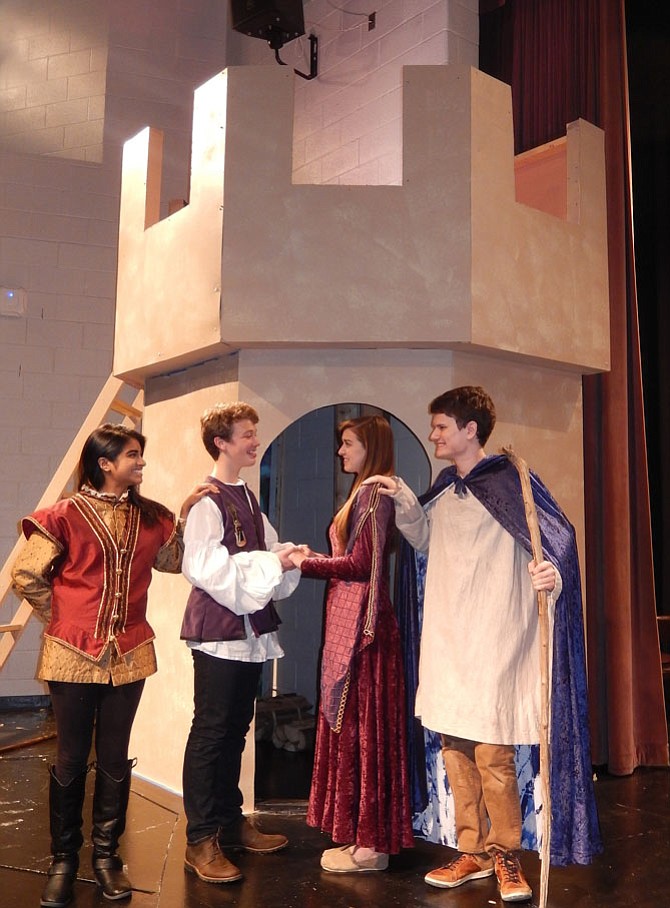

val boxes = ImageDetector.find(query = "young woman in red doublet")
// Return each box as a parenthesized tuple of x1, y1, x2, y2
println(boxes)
(11, 424, 208, 907)
(290, 415, 414, 873)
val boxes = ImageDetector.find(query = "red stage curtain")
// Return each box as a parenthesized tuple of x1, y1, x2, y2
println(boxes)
(480, 0, 668, 773)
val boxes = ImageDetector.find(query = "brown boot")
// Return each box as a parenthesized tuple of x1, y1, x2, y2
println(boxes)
(218, 816, 288, 854)
(184, 834, 242, 883)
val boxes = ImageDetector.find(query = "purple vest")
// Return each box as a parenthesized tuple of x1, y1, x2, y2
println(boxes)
(180, 478, 281, 642)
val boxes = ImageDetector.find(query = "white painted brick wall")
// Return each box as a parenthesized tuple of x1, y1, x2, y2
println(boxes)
(229, 0, 479, 185)
(0, 0, 229, 698)
(0, 1, 109, 163)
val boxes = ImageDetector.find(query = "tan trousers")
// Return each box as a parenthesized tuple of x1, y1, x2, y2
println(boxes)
(440, 735, 522, 855)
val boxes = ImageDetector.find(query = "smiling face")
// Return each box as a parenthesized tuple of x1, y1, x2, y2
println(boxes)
(428, 412, 476, 462)
(216, 418, 261, 478)
(98, 439, 145, 496)
(338, 428, 367, 475)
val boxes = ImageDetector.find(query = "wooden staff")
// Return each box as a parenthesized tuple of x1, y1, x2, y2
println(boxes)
(503, 446, 551, 908)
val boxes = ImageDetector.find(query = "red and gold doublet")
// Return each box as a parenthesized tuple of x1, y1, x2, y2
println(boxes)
(22, 492, 176, 661)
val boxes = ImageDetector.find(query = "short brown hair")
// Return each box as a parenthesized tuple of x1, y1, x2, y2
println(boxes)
(429, 386, 496, 446)
(201, 402, 259, 459)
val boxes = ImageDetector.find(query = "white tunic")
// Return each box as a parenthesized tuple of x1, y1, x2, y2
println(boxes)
(182, 487, 301, 663)
(395, 480, 559, 745)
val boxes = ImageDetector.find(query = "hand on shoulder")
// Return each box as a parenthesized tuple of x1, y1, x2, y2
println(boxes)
(179, 482, 218, 520)
(361, 474, 400, 496)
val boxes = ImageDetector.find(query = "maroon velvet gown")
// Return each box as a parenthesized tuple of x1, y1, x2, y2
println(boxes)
(300, 483, 414, 854)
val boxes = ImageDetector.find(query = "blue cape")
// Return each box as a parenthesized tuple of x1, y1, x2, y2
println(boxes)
(396, 454, 602, 865)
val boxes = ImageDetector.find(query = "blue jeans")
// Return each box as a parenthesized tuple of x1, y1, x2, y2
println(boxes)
(182, 650, 262, 843)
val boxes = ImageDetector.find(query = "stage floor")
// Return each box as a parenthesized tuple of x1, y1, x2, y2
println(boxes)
(1, 708, 669, 908)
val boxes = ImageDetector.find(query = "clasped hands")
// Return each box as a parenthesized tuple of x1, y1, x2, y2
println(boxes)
(277, 544, 325, 571)
(277, 475, 399, 573)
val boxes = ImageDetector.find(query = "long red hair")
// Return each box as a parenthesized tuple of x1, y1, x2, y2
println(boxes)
(331, 415, 394, 548)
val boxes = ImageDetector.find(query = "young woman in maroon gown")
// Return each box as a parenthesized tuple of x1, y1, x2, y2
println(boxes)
(290, 415, 414, 872)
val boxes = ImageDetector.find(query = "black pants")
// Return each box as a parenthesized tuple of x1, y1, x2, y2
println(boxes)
(48, 679, 144, 784)
(182, 650, 262, 843)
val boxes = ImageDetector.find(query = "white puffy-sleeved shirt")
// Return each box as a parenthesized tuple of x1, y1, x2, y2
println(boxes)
(394, 479, 560, 745)
(182, 483, 300, 663)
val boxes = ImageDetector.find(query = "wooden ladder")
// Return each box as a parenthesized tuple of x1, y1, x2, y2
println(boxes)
(0, 376, 144, 673)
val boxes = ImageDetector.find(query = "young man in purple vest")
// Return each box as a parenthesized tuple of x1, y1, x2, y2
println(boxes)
(180, 402, 301, 884)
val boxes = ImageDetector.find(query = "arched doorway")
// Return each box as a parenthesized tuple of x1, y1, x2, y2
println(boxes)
(254, 403, 430, 803)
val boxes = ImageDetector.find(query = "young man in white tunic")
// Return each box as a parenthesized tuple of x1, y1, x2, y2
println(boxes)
(369, 386, 561, 903)
(179, 403, 302, 884)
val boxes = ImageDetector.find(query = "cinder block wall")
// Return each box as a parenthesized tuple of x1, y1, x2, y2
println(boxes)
(0, 1, 108, 161)
(229, 0, 479, 184)
(0, 0, 228, 697)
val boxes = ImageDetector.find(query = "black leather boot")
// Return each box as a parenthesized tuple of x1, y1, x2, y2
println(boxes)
(91, 760, 135, 900)
(40, 766, 88, 908)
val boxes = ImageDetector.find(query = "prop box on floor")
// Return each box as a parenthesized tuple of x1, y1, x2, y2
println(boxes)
(256, 693, 316, 752)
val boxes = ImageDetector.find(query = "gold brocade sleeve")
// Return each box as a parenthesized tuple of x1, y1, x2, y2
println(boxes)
(11, 531, 62, 623)
(153, 517, 184, 574)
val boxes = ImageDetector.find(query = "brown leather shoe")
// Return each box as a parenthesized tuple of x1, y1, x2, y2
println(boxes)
(424, 852, 494, 888)
(491, 848, 532, 902)
(184, 834, 243, 883)
(218, 816, 288, 854)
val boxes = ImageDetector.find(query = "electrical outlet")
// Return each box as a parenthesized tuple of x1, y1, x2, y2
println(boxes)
(0, 287, 27, 317)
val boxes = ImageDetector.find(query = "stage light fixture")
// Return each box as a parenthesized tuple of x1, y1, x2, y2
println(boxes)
(230, 0, 318, 80)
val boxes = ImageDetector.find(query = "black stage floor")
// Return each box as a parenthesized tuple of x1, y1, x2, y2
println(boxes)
(1, 708, 669, 908)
